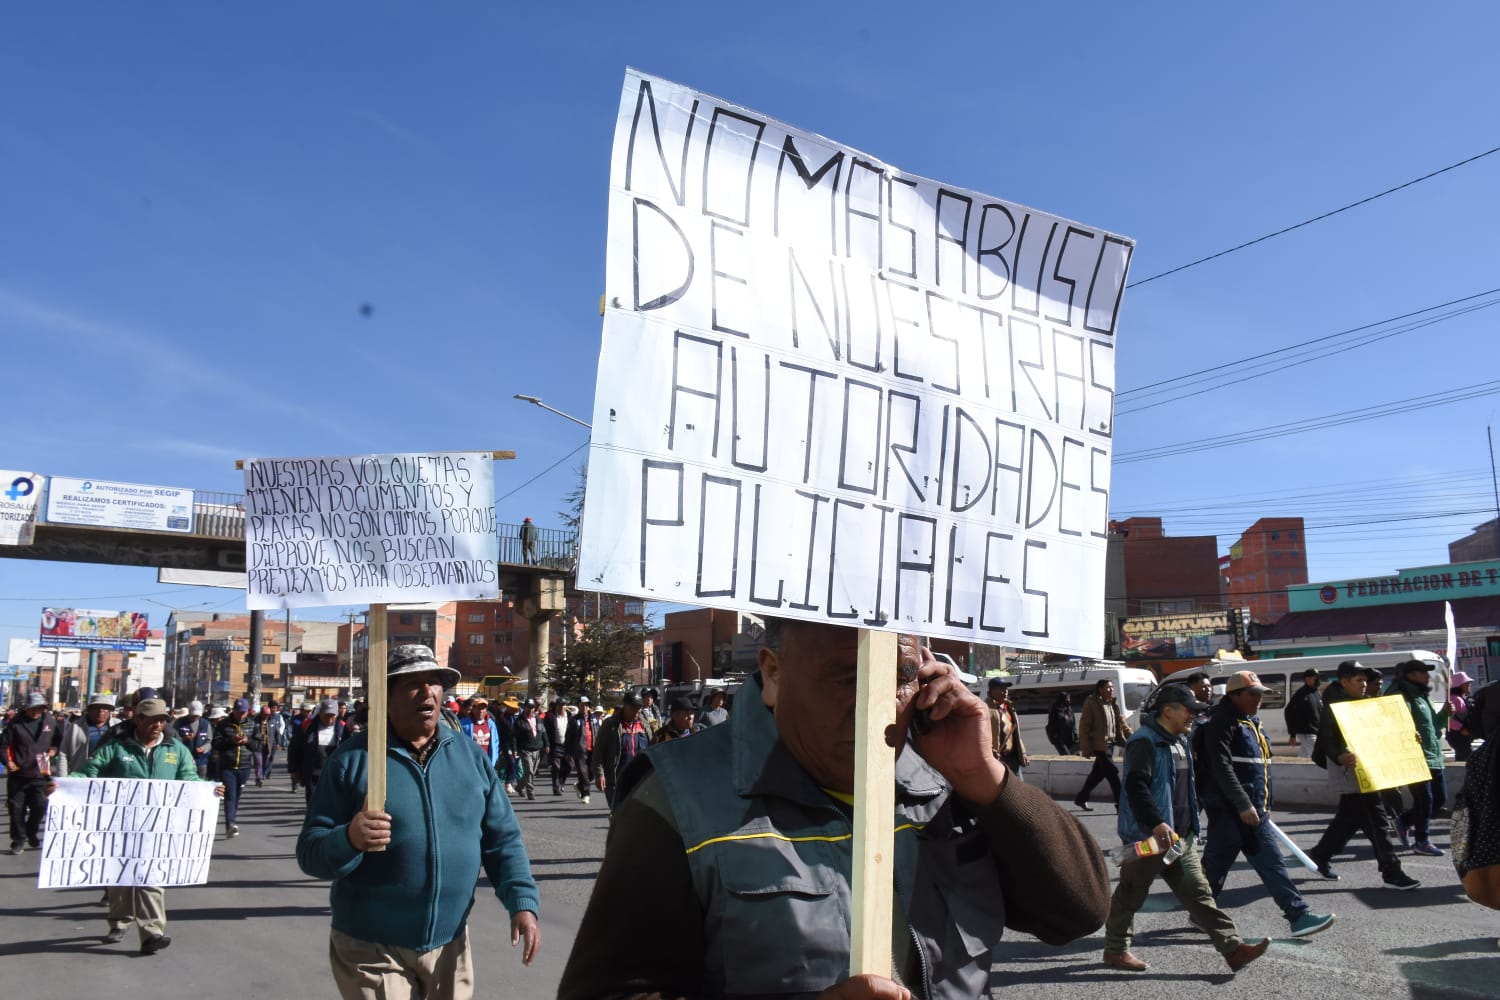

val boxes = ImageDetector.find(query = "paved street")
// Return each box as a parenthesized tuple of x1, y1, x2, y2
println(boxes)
(1, 777, 1495, 997)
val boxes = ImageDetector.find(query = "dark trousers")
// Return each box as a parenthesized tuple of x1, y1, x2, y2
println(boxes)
(1400, 766, 1448, 841)
(7, 775, 47, 847)
(549, 748, 571, 794)
(1077, 749, 1121, 804)
(572, 752, 594, 793)
(1201, 806, 1307, 922)
(1309, 791, 1404, 877)
(221, 766, 250, 825)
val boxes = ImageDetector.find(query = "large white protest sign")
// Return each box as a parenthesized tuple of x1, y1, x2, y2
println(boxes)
(243, 453, 499, 610)
(40, 778, 220, 889)
(578, 71, 1133, 656)
(0, 470, 42, 545)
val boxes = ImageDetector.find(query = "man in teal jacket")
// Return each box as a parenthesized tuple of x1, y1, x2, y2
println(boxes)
(72, 696, 220, 955)
(297, 644, 540, 1000)
(1385, 658, 1448, 855)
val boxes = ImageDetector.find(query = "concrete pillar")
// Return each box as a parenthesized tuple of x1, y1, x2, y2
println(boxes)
(520, 574, 566, 700)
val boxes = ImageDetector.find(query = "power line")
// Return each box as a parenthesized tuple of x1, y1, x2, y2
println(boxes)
(495, 442, 588, 503)
(1116, 293, 1500, 415)
(1126, 144, 1500, 288)
(1115, 380, 1500, 464)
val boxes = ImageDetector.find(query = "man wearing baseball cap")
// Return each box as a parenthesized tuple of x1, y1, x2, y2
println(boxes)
(71, 697, 222, 954)
(2, 692, 61, 854)
(1197, 671, 1334, 937)
(212, 697, 263, 838)
(298, 644, 540, 996)
(1305, 661, 1420, 889)
(1104, 684, 1271, 974)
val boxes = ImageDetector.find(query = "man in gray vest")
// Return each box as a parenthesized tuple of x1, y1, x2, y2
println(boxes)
(558, 619, 1110, 999)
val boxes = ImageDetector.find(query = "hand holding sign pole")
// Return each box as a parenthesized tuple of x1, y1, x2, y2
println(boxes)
(365, 603, 388, 849)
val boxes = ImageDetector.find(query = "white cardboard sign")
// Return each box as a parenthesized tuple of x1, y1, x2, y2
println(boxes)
(39, 778, 220, 888)
(578, 71, 1133, 656)
(243, 453, 499, 610)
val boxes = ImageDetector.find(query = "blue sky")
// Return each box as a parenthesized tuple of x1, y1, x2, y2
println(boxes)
(4, 3, 1499, 657)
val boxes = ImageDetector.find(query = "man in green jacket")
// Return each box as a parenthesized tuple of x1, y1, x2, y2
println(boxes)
(297, 644, 540, 1000)
(1385, 659, 1448, 856)
(72, 697, 220, 955)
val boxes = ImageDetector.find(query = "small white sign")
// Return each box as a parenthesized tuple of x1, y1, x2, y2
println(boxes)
(243, 452, 500, 610)
(46, 477, 194, 533)
(39, 778, 220, 888)
(0, 470, 43, 545)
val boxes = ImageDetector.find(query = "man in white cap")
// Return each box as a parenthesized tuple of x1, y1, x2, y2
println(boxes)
(173, 700, 213, 779)
(3, 692, 61, 854)
(69, 696, 222, 954)
(298, 644, 541, 998)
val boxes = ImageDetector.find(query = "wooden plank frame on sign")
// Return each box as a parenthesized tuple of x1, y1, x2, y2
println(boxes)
(849, 628, 898, 978)
(364, 603, 388, 851)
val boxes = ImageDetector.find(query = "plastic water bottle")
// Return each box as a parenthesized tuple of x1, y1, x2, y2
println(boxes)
(1112, 834, 1183, 866)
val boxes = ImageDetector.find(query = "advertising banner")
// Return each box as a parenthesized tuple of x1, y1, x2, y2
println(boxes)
(578, 70, 1133, 656)
(40, 608, 149, 651)
(39, 778, 219, 889)
(242, 453, 500, 610)
(0, 470, 42, 545)
(46, 477, 194, 533)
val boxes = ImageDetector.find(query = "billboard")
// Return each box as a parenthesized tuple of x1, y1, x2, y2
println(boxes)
(1, 470, 43, 545)
(40, 608, 149, 651)
(577, 71, 1133, 657)
(46, 477, 194, 533)
(1121, 610, 1234, 661)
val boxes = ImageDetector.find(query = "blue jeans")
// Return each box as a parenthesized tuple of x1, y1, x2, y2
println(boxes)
(221, 767, 250, 825)
(1401, 766, 1448, 842)
(1201, 806, 1307, 922)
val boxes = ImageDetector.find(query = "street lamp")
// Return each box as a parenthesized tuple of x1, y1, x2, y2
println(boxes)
(513, 394, 592, 430)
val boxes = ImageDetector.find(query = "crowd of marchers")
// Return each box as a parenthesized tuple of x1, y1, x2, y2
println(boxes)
(6, 632, 1500, 1000)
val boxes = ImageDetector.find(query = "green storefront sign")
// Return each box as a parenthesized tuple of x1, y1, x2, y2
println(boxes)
(1288, 559, 1500, 612)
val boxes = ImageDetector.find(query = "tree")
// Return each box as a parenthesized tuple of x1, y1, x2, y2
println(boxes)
(548, 611, 652, 699)
(559, 460, 587, 534)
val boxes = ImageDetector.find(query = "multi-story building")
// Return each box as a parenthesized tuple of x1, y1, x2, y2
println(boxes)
(1451, 516, 1500, 563)
(1221, 517, 1309, 624)
(1106, 517, 1223, 617)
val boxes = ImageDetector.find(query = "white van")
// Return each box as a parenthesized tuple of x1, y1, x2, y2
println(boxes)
(1002, 661, 1158, 754)
(1194, 649, 1448, 745)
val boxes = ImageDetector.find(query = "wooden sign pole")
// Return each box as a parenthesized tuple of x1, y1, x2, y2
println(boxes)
(364, 603, 388, 849)
(849, 628, 897, 978)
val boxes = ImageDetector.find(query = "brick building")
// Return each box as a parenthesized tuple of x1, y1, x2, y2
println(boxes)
(1221, 517, 1309, 624)
(1106, 517, 1223, 617)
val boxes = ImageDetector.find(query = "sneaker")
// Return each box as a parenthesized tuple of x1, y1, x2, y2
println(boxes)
(7, 843, 23, 856)
(1226, 938, 1271, 972)
(102, 927, 127, 944)
(526, 790, 535, 801)
(227, 824, 240, 838)
(1413, 842, 1445, 857)
(1290, 912, 1336, 937)
(505, 784, 516, 796)
(1382, 872, 1421, 891)
(1073, 798, 1093, 811)
(581, 795, 591, 804)
(140, 933, 172, 955)
(1313, 860, 1339, 880)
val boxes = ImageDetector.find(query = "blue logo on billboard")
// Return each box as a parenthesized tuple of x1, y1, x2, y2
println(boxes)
(1319, 586, 1338, 605)
(4, 476, 34, 502)
(80, 481, 94, 491)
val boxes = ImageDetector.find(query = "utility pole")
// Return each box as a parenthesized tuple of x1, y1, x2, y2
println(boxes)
(1489, 425, 1500, 538)
(248, 610, 264, 705)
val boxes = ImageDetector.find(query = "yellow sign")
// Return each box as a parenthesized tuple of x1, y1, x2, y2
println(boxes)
(1329, 696, 1431, 792)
